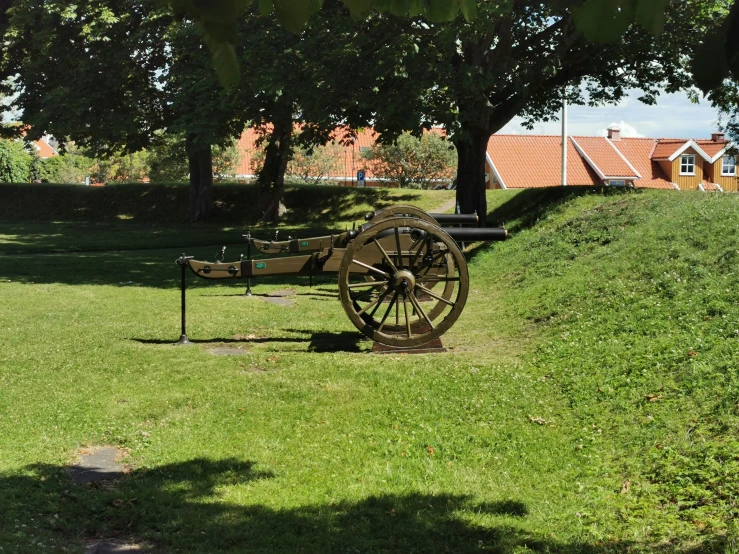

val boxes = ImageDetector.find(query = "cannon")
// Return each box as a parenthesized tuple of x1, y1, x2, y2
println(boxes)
(175, 205, 507, 348)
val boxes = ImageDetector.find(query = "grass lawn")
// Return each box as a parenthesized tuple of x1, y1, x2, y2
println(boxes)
(1, 184, 738, 552)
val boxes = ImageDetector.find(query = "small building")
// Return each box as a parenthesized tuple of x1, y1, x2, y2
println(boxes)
(486, 128, 737, 192)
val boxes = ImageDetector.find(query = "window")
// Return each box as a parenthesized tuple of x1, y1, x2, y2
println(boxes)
(608, 180, 626, 187)
(680, 155, 695, 175)
(722, 155, 736, 176)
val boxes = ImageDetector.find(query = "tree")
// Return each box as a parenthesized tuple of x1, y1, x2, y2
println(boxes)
(329, 1, 725, 223)
(33, 145, 94, 184)
(0, 0, 249, 221)
(362, 132, 456, 189)
(0, 139, 31, 182)
(287, 142, 344, 185)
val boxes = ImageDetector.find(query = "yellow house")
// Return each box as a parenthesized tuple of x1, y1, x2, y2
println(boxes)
(649, 133, 736, 192)
(486, 129, 737, 192)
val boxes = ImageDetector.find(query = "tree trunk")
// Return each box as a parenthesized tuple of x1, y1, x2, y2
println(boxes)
(257, 119, 292, 223)
(186, 134, 214, 223)
(454, 125, 489, 226)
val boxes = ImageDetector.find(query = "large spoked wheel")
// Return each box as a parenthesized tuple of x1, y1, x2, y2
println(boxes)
(338, 217, 469, 348)
(368, 205, 437, 225)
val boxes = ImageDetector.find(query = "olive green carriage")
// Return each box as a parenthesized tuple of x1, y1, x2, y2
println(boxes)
(177, 205, 507, 348)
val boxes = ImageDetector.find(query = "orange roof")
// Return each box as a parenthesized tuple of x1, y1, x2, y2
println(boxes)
(695, 140, 728, 158)
(33, 137, 57, 158)
(570, 136, 640, 178)
(235, 126, 447, 183)
(609, 138, 675, 190)
(701, 180, 721, 191)
(487, 135, 599, 188)
(651, 140, 686, 160)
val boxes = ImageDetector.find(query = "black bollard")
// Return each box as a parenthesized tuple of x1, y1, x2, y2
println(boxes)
(175, 254, 193, 345)
(243, 230, 253, 296)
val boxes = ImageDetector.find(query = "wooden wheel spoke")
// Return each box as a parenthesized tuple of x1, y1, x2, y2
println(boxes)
(394, 227, 403, 268)
(368, 286, 392, 318)
(357, 288, 388, 316)
(349, 259, 390, 278)
(416, 250, 448, 277)
(346, 280, 388, 289)
(415, 284, 455, 307)
(378, 291, 400, 332)
(372, 239, 398, 273)
(403, 293, 412, 338)
(408, 237, 427, 269)
(408, 290, 435, 329)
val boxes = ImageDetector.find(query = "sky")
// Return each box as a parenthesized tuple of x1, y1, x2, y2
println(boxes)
(498, 89, 724, 140)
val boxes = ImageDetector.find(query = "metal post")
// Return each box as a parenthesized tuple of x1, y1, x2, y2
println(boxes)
(243, 230, 253, 296)
(175, 254, 193, 345)
(562, 89, 568, 187)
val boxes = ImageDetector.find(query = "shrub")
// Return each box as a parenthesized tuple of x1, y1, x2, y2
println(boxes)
(0, 139, 32, 182)
(362, 132, 457, 189)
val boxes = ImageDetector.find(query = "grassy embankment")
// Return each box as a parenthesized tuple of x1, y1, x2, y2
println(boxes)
(0, 183, 737, 552)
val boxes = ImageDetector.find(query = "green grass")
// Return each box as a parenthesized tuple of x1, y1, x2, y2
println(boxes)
(1, 186, 738, 552)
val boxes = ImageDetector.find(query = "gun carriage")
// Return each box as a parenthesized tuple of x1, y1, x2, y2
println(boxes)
(176, 206, 507, 348)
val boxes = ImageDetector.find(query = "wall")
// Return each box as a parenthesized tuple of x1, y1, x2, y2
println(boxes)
(671, 147, 703, 191)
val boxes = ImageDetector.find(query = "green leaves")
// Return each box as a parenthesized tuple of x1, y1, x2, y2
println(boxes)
(692, 0, 739, 94)
(571, 0, 668, 43)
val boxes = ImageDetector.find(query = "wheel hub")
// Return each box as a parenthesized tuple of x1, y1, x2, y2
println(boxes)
(390, 269, 416, 292)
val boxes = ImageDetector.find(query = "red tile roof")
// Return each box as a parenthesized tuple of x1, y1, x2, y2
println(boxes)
(32, 137, 57, 158)
(570, 136, 640, 178)
(235, 126, 447, 183)
(609, 138, 675, 190)
(695, 140, 728, 158)
(487, 135, 599, 188)
(651, 140, 686, 160)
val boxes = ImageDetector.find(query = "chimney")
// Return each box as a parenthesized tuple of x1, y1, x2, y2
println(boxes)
(607, 126, 621, 142)
(711, 132, 726, 142)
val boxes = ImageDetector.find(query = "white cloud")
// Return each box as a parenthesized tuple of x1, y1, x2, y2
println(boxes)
(598, 121, 645, 138)
(497, 90, 721, 139)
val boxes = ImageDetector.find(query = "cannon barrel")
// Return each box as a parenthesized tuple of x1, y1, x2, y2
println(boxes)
(429, 213, 479, 225)
(364, 209, 477, 225)
(444, 227, 508, 242)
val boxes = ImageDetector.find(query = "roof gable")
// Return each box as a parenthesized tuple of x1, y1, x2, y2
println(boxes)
(570, 136, 640, 179)
(486, 135, 599, 188)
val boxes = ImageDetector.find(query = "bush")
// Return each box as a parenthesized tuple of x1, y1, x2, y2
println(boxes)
(286, 142, 344, 185)
(149, 134, 240, 183)
(362, 132, 457, 189)
(0, 139, 32, 182)
(34, 147, 94, 184)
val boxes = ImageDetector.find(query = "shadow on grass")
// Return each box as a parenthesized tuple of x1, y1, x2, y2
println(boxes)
(132, 330, 364, 353)
(0, 457, 665, 553)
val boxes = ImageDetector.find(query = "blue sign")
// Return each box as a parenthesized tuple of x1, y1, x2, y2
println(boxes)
(357, 170, 366, 187)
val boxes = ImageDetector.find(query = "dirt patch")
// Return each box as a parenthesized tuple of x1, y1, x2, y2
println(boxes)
(208, 346, 250, 356)
(85, 538, 152, 553)
(259, 297, 295, 307)
(69, 446, 131, 485)
(266, 289, 296, 297)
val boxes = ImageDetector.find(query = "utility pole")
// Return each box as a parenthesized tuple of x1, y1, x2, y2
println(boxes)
(562, 89, 568, 187)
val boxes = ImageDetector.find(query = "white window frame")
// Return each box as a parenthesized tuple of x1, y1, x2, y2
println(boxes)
(608, 180, 626, 187)
(680, 155, 696, 175)
(722, 155, 736, 176)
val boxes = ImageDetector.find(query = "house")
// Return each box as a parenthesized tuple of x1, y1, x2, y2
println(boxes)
(486, 128, 737, 192)
(32, 136, 58, 159)
(235, 127, 385, 186)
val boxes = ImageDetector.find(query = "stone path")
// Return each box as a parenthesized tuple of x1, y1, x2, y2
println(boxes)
(69, 447, 128, 485)
(435, 198, 457, 214)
